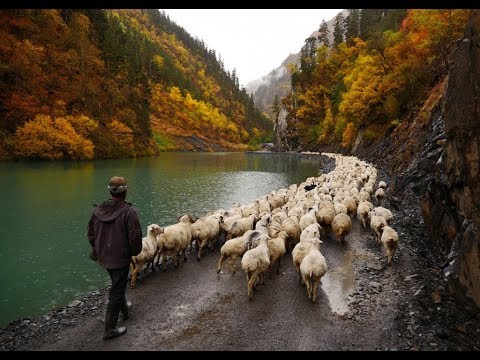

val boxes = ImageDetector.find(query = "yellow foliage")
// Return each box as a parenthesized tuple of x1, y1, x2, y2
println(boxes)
(65, 114, 98, 138)
(341, 122, 356, 148)
(339, 53, 385, 124)
(13, 114, 94, 160)
(318, 96, 334, 144)
(150, 84, 246, 144)
(153, 54, 164, 69)
(105, 119, 136, 157)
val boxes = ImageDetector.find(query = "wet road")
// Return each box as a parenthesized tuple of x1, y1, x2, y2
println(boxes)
(27, 218, 401, 351)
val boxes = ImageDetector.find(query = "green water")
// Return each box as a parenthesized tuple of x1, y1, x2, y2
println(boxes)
(0, 152, 321, 326)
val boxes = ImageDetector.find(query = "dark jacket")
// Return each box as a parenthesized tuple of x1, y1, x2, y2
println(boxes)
(87, 199, 143, 269)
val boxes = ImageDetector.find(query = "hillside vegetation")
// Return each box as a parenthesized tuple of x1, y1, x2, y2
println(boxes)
(0, 9, 271, 160)
(277, 9, 470, 152)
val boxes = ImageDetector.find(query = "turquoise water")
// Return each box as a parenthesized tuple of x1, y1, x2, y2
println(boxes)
(0, 152, 322, 326)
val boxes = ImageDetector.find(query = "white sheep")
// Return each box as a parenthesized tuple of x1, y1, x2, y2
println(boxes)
(129, 224, 164, 288)
(300, 223, 322, 242)
(267, 231, 288, 274)
(334, 202, 348, 215)
(300, 238, 328, 303)
(292, 238, 319, 283)
(299, 208, 318, 231)
(369, 213, 388, 243)
(216, 231, 252, 274)
(316, 205, 336, 239)
(378, 180, 387, 189)
(281, 216, 301, 252)
(373, 206, 393, 224)
(357, 201, 374, 228)
(342, 196, 358, 218)
(241, 235, 271, 301)
(226, 214, 257, 240)
(374, 188, 385, 205)
(221, 213, 242, 234)
(380, 226, 399, 265)
(331, 212, 352, 244)
(191, 213, 223, 261)
(156, 214, 195, 271)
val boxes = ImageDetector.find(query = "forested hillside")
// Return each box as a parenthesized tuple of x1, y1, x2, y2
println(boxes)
(0, 9, 271, 160)
(277, 9, 470, 152)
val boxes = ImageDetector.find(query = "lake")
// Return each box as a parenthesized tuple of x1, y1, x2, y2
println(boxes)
(0, 152, 323, 326)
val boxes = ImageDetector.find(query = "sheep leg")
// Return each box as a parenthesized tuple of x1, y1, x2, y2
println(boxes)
(247, 275, 255, 301)
(304, 276, 311, 300)
(217, 253, 225, 273)
(276, 256, 282, 274)
(260, 272, 265, 285)
(268, 256, 274, 276)
(130, 262, 142, 288)
(197, 244, 204, 262)
(209, 237, 217, 252)
(173, 254, 179, 268)
(295, 263, 302, 283)
(151, 250, 158, 271)
(162, 253, 168, 272)
(229, 255, 237, 275)
(312, 280, 318, 303)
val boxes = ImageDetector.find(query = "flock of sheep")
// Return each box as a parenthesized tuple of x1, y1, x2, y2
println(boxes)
(129, 153, 399, 304)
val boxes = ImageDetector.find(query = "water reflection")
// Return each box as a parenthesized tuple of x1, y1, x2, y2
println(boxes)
(321, 250, 356, 315)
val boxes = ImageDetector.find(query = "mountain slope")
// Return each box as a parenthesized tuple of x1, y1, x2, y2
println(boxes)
(0, 9, 271, 160)
(246, 10, 345, 116)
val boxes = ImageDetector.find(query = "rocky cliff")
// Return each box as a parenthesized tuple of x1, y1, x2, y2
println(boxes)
(312, 10, 480, 311)
(421, 10, 480, 309)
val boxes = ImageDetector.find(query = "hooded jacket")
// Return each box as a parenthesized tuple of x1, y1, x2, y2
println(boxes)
(87, 199, 143, 269)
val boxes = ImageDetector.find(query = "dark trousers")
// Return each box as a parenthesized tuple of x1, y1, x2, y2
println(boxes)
(107, 266, 129, 306)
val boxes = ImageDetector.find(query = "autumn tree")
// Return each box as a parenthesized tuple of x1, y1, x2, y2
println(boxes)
(341, 122, 356, 148)
(13, 114, 94, 160)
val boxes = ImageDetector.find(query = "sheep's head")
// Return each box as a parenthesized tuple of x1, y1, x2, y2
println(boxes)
(147, 224, 164, 235)
(177, 214, 196, 224)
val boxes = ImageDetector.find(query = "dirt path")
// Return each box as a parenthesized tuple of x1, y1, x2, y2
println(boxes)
(1, 215, 419, 351)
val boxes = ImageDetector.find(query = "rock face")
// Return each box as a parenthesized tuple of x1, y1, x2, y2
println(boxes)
(422, 10, 480, 308)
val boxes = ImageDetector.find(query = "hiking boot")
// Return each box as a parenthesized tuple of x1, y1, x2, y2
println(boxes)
(103, 326, 127, 340)
(103, 302, 127, 340)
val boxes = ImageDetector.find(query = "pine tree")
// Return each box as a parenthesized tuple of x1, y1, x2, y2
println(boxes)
(333, 13, 345, 46)
(344, 9, 360, 45)
(317, 20, 329, 46)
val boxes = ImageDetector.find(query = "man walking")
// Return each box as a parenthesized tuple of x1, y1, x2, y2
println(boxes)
(87, 176, 143, 340)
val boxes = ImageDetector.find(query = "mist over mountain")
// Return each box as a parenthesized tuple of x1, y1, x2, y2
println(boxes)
(246, 9, 346, 116)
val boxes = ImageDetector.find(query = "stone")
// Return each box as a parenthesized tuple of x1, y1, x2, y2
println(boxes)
(369, 281, 381, 290)
(404, 274, 419, 281)
(68, 300, 81, 308)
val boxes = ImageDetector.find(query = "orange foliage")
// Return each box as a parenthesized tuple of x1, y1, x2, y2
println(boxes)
(13, 114, 94, 160)
(341, 122, 356, 148)
(104, 119, 136, 157)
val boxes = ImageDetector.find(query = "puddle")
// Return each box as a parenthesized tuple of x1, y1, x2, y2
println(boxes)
(321, 250, 356, 315)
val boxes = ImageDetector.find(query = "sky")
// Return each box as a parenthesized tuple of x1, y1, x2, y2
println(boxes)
(162, 9, 342, 87)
